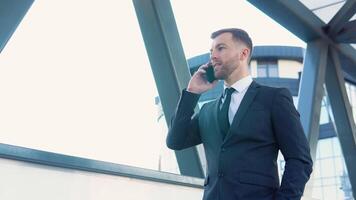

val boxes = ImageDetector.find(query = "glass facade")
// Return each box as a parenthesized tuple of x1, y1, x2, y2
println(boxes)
(311, 137, 353, 200)
(280, 82, 356, 200)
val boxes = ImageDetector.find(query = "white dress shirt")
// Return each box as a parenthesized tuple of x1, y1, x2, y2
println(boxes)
(221, 75, 253, 124)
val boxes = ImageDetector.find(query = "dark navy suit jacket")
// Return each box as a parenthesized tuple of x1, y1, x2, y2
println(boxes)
(167, 81, 313, 200)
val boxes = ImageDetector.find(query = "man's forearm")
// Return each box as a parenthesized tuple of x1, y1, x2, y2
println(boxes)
(166, 90, 202, 150)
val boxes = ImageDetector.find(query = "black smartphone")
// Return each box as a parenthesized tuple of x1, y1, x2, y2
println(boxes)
(205, 63, 216, 83)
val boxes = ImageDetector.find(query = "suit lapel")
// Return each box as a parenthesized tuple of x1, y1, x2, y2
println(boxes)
(224, 81, 260, 141)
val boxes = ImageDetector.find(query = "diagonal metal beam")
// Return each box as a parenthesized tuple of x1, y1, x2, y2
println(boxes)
(328, 0, 356, 36)
(335, 20, 356, 43)
(297, 40, 328, 161)
(132, 0, 204, 178)
(0, 0, 34, 53)
(247, 0, 327, 42)
(296, 39, 328, 200)
(247, 0, 356, 68)
(325, 47, 356, 196)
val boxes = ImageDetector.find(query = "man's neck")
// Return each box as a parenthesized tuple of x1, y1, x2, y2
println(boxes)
(224, 68, 250, 87)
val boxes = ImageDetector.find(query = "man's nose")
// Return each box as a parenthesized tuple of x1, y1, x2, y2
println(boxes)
(210, 51, 217, 61)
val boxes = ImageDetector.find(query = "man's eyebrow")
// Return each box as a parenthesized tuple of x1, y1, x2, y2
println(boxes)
(216, 42, 226, 46)
(215, 43, 226, 47)
(210, 43, 227, 52)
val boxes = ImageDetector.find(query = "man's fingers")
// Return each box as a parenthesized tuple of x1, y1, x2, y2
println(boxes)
(196, 68, 206, 74)
(199, 63, 210, 70)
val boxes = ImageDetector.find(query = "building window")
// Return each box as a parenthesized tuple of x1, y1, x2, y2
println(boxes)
(257, 60, 278, 77)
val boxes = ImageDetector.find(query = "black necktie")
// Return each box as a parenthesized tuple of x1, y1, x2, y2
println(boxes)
(218, 87, 235, 138)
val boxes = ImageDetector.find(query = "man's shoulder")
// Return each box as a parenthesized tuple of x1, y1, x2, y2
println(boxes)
(255, 82, 286, 94)
(254, 83, 294, 102)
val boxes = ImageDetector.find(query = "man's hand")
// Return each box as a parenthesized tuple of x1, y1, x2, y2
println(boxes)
(187, 63, 218, 94)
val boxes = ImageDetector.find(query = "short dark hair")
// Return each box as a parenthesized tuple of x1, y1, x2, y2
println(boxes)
(211, 28, 253, 58)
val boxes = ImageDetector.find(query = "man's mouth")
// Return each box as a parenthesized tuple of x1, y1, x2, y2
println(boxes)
(213, 62, 221, 67)
(213, 63, 223, 70)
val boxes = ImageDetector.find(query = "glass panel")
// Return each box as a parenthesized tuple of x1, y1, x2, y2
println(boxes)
(334, 157, 344, 176)
(299, 0, 346, 23)
(332, 138, 342, 157)
(318, 138, 333, 158)
(312, 186, 323, 200)
(313, 178, 322, 187)
(314, 160, 322, 178)
(299, 0, 342, 9)
(323, 177, 336, 186)
(323, 185, 339, 200)
(341, 171, 354, 199)
(320, 104, 330, 124)
(0, 0, 179, 173)
(312, 135, 354, 199)
(320, 158, 335, 177)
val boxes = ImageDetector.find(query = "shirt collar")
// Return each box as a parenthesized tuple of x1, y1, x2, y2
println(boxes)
(224, 75, 253, 93)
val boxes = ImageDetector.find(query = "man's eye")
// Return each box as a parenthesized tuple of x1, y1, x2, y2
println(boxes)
(218, 47, 224, 51)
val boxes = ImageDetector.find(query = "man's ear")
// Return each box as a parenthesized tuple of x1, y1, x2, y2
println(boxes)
(240, 48, 250, 61)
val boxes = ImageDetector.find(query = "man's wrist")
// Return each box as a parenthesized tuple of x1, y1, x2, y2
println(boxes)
(186, 87, 201, 94)
(179, 89, 200, 110)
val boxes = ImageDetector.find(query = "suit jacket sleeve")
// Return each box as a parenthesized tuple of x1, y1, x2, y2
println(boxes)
(272, 88, 313, 200)
(166, 90, 202, 150)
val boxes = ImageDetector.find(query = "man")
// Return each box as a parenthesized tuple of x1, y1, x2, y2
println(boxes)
(166, 28, 313, 200)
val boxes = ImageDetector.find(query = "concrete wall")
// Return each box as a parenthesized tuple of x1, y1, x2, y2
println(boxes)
(0, 158, 203, 200)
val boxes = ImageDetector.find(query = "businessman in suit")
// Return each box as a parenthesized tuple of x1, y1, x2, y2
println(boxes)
(166, 28, 313, 200)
